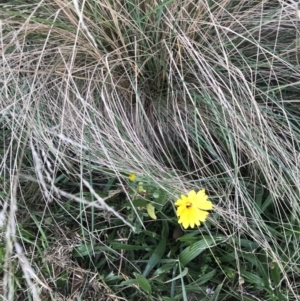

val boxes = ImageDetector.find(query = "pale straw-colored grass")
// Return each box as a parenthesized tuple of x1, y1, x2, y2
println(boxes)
(1, 0, 300, 300)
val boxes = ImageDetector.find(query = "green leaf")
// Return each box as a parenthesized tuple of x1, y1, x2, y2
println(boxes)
(254, 186, 264, 209)
(270, 261, 281, 285)
(165, 267, 188, 283)
(146, 203, 157, 220)
(132, 198, 148, 207)
(197, 269, 216, 285)
(211, 282, 224, 301)
(0, 246, 3, 259)
(260, 193, 274, 213)
(111, 242, 147, 250)
(154, 190, 168, 209)
(137, 182, 146, 193)
(143, 237, 167, 277)
(154, 263, 176, 275)
(153, 191, 160, 198)
(118, 279, 138, 287)
(134, 273, 152, 294)
(179, 236, 225, 266)
(241, 270, 265, 288)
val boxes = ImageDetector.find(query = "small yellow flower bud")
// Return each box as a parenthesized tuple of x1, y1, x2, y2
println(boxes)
(128, 173, 136, 181)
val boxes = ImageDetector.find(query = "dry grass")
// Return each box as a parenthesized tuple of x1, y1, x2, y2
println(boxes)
(1, 0, 300, 300)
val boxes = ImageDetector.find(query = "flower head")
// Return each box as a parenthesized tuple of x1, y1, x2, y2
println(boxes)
(128, 173, 136, 181)
(175, 189, 213, 229)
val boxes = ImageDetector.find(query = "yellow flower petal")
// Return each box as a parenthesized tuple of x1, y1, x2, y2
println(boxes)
(195, 199, 213, 210)
(196, 209, 209, 222)
(176, 205, 186, 217)
(197, 189, 206, 197)
(181, 217, 190, 229)
(188, 190, 197, 200)
(175, 196, 187, 206)
(196, 189, 208, 201)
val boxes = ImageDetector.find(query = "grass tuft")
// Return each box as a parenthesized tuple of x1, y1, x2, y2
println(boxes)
(1, 0, 300, 300)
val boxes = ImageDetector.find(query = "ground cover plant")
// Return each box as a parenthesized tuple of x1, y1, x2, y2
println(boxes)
(1, 0, 300, 300)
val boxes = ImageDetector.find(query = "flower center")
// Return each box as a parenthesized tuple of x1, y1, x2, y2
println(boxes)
(186, 202, 192, 209)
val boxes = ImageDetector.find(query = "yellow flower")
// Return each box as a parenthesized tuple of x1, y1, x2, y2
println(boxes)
(175, 189, 213, 229)
(128, 173, 137, 181)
